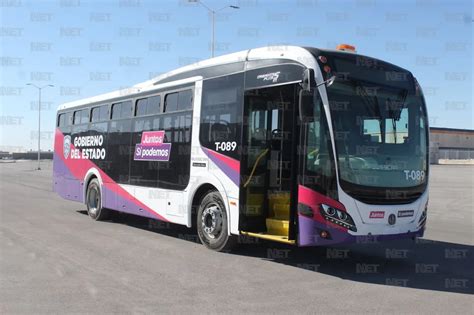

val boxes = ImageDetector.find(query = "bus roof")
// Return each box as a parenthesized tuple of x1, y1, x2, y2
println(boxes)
(57, 45, 318, 111)
(57, 45, 393, 112)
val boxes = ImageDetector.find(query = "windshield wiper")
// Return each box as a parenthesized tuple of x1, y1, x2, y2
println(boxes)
(347, 78, 381, 117)
(347, 78, 385, 141)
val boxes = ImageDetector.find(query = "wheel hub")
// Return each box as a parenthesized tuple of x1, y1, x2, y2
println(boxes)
(201, 205, 223, 239)
(88, 188, 99, 215)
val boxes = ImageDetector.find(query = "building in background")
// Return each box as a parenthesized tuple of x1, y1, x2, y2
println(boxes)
(430, 127, 474, 164)
(2, 128, 473, 164)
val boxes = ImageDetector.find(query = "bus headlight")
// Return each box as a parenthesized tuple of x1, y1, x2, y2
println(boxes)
(320, 204, 357, 232)
(337, 210, 348, 221)
(322, 205, 336, 216)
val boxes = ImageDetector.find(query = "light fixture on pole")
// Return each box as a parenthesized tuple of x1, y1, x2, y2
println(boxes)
(188, 0, 239, 58)
(26, 83, 54, 170)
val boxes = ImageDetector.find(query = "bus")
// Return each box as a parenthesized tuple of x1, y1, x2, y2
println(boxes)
(53, 45, 429, 251)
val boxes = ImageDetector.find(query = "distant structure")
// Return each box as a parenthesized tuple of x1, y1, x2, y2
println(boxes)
(0, 151, 53, 160)
(0, 151, 10, 159)
(430, 127, 474, 164)
(1, 129, 473, 164)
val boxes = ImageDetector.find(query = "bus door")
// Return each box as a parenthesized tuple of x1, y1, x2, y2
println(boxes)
(240, 84, 298, 239)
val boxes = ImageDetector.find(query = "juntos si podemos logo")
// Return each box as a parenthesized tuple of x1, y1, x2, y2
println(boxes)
(134, 130, 172, 161)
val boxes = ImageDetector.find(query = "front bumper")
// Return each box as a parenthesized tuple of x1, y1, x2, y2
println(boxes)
(298, 214, 425, 247)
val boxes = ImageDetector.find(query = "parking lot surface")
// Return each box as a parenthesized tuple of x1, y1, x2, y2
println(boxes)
(0, 161, 472, 313)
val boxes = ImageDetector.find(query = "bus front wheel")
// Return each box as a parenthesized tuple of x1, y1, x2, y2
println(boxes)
(86, 178, 109, 221)
(197, 190, 236, 252)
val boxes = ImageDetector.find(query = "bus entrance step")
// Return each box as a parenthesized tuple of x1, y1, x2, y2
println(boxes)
(266, 218, 289, 236)
(268, 191, 290, 218)
(240, 231, 295, 245)
(273, 203, 290, 220)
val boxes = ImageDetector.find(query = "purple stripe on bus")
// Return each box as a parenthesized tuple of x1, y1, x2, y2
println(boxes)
(53, 153, 77, 180)
(53, 153, 84, 202)
(53, 153, 162, 220)
(102, 185, 161, 220)
(298, 215, 353, 246)
(203, 149, 240, 186)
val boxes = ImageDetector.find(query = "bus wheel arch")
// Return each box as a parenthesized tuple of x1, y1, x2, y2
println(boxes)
(190, 182, 232, 232)
(191, 184, 217, 222)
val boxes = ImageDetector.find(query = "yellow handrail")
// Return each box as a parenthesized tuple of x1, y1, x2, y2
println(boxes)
(243, 148, 269, 188)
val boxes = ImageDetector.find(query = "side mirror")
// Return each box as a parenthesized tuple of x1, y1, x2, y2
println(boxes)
(299, 89, 315, 122)
(301, 68, 316, 91)
(317, 75, 336, 88)
(325, 75, 336, 88)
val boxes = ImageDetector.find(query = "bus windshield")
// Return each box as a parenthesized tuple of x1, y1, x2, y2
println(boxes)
(321, 53, 428, 191)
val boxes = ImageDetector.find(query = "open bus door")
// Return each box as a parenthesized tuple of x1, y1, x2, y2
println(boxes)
(239, 83, 299, 244)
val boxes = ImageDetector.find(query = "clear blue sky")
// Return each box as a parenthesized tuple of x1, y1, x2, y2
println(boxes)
(1, 0, 472, 152)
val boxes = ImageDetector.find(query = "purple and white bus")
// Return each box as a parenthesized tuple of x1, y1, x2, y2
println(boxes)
(53, 45, 429, 251)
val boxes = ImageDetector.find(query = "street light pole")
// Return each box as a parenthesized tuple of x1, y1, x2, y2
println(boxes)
(189, 0, 239, 58)
(211, 9, 215, 57)
(26, 83, 54, 170)
(38, 87, 41, 169)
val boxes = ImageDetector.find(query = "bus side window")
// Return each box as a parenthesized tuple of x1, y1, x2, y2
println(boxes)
(100, 105, 109, 121)
(73, 110, 81, 125)
(164, 90, 192, 113)
(199, 73, 243, 160)
(178, 90, 192, 110)
(58, 112, 72, 132)
(136, 98, 148, 116)
(73, 109, 89, 124)
(121, 101, 133, 118)
(65, 112, 72, 126)
(57, 113, 65, 127)
(91, 107, 100, 122)
(111, 103, 122, 119)
(136, 95, 161, 116)
(81, 109, 90, 124)
(112, 101, 132, 119)
(92, 105, 109, 122)
(164, 92, 178, 112)
(147, 95, 161, 115)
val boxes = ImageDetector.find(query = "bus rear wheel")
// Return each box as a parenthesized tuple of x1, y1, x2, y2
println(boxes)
(86, 178, 109, 221)
(197, 190, 236, 252)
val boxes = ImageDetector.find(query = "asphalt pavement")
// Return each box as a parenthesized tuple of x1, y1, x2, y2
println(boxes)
(0, 160, 472, 313)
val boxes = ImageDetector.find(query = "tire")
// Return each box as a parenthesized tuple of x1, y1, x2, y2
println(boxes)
(86, 178, 109, 221)
(197, 190, 236, 252)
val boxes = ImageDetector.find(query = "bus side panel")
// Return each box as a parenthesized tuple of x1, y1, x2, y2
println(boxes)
(53, 155, 83, 202)
(125, 88, 194, 226)
(53, 152, 67, 198)
(185, 79, 239, 231)
(103, 185, 163, 220)
(53, 127, 169, 222)
(197, 74, 245, 234)
(53, 126, 83, 203)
